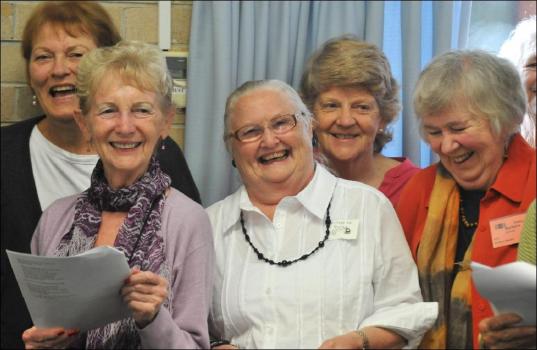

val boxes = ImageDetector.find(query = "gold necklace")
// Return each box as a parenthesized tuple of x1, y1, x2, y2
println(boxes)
(459, 198, 478, 228)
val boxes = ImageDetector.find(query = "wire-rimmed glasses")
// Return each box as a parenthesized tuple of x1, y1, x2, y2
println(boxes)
(228, 113, 301, 143)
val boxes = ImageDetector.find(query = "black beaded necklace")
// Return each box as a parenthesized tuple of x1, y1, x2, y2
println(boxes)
(239, 201, 332, 267)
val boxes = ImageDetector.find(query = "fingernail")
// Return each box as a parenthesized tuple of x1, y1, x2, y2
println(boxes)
(67, 330, 79, 337)
(57, 330, 65, 336)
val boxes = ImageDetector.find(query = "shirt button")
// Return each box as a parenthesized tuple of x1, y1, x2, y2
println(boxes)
(265, 288, 271, 295)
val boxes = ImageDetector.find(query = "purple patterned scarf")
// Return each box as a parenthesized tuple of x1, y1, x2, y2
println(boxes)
(55, 156, 172, 349)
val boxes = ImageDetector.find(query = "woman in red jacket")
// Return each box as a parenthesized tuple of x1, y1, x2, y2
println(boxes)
(396, 50, 536, 349)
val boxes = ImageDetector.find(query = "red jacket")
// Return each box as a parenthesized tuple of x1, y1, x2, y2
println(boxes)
(396, 134, 536, 348)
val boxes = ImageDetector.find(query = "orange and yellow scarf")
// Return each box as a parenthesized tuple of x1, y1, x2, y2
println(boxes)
(417, 168, 474, 349)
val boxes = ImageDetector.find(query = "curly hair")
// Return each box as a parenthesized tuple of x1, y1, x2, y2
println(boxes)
(77, 41, 173, 115)
(300, 35, 400, 153)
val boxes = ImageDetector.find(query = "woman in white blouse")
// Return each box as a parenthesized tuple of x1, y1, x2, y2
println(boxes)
(207, 79, 437, 349)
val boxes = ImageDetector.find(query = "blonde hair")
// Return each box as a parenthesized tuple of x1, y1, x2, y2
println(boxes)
(300, 35, 400, 153)
(77, 41, 173, 115)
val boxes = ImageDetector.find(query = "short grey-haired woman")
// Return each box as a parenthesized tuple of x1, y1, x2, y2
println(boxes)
(397, 50, 536, 349)
(207, 79, 437, 349)
(22, 41, 214, 349)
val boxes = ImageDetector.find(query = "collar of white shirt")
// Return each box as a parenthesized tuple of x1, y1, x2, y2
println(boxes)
(220, 163, 337, 233)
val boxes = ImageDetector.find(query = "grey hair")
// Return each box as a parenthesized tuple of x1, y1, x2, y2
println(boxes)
(77, 40, 174, 115)
(498, 15, 536, 75)
(223, 79, 313, 151)
(413, 50, 526, 138)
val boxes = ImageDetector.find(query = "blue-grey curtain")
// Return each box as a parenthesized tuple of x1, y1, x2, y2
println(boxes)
(185, 0, 471, 206)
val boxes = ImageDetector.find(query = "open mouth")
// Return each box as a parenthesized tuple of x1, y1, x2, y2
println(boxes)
(110, 142, 142, 149)
(49, 85, 76, 98)
(258, 150, 289, 164)
(452, 151, 473, 164)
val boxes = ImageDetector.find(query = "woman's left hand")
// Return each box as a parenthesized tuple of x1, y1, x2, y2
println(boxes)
(121, 268, 168, 328)
(479, 313, 536, 349)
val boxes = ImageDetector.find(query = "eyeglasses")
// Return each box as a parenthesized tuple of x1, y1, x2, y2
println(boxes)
(228, 113, 301, 143)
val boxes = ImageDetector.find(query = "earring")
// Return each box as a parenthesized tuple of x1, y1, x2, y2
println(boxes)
(32, 95, 37, 106)
(161, 138, 166, 150)
(312, 133, 319, 147)
(378, 128, 385, 134)
(231, 160, 236, 168)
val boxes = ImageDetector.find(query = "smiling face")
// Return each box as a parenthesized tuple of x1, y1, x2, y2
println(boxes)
(75, 74, 172, 188)
(29, 23, 96, 121)
(422, 107, 506, 190)
(230, 88, 314, 194)
(313, 86, 384, 167)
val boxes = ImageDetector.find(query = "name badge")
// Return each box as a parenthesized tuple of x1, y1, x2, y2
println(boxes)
(489, 213, 526, 248)
(329, 219, 359, 240)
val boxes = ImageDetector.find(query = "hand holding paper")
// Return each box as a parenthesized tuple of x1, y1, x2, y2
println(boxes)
(6, 246, 131, 332)
(121, 268, 169, 328)
(471, 261, 536, 325)
(478, 312, 536, 349)
(22, 326, 80, 349)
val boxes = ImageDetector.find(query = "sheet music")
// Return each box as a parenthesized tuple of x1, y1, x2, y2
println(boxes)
(471, 261, 536, 325)
(7, 246, 131, 331)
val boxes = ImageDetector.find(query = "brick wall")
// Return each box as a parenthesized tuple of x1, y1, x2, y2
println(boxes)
(1, 0, 192, 148)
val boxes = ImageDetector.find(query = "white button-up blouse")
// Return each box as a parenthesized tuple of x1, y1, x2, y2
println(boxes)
(207, 165, 437, 349)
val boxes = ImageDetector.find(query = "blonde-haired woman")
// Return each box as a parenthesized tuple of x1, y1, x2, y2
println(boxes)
(300, 36, 419, 206)
(22, 41, 213, 349)
(1, 4, 200, 347)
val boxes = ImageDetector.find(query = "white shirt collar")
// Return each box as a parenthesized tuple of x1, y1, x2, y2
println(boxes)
(219, 163, 337, 233)
(295, 164, 337, 220)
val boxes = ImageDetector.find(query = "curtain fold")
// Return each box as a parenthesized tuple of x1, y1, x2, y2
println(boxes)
(185, 0, 471, 206)
(401, 1, 423, 166)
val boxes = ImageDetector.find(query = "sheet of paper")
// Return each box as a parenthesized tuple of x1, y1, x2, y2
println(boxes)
(471, 261, 536, 325)
(6, 246, 131, 331)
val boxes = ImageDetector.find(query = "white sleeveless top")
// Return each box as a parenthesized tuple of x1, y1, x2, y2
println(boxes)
(29, 126, 99, 211)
